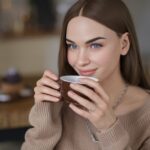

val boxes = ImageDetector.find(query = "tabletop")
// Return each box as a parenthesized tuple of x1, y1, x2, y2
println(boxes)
(0, 97, 34, 129)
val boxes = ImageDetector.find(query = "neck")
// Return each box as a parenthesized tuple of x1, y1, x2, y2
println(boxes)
(100, 69, 127, 108)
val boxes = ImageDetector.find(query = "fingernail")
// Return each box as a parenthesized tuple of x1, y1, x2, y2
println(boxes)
(70, 83, 76, 88)
(57, 92, 61, 97)
(68, 91, 73, 96)
(55, 84, 60, 89)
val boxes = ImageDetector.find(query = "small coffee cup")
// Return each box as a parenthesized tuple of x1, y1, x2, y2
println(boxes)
(59, 75, 98, 108)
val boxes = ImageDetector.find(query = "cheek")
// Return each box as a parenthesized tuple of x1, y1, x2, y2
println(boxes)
(67, 51, 76, 67)
(92, 47, 121, 67)
(93, 49, 121, 80)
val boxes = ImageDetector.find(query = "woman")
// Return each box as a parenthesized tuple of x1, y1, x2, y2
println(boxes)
(22, 0, 150, 149)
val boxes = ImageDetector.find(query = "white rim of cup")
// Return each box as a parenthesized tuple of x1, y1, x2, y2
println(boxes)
(60, 75, 99, 83)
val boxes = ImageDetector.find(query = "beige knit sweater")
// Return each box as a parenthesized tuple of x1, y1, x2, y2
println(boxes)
(21, 98, 150, 150)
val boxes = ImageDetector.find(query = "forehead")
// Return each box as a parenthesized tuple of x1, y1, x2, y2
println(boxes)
(66, 16, 115, 41)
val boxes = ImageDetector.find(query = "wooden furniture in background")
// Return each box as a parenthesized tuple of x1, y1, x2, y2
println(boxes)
(0, 97, 34, 130)
(0, 76, 39, 130)
(0, 76, 39, 141)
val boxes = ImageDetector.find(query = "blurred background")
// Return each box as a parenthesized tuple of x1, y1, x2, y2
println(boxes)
(0, 0, 149, 149)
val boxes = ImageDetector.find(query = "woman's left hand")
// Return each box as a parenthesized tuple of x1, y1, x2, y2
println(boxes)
(68, 78, 117, 131)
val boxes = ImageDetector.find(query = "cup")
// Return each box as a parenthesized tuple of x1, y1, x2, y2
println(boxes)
(59, 75, 98, 108)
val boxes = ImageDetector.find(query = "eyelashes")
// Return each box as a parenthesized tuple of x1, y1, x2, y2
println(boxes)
(90, 43, 103, 49)
(66, 43, 78, 50)
(66, 43, 103, 50)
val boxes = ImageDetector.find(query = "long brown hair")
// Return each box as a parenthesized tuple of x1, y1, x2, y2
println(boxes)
(58, 0, 150, 89)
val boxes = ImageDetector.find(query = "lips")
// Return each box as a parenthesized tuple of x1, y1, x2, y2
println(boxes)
(79, 69, 97, 76)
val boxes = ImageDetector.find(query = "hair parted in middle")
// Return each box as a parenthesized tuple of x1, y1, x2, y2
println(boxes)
(58, 0, 149, 89)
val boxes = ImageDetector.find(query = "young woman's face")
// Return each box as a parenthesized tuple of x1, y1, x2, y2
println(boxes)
(66, 16, 127, 82)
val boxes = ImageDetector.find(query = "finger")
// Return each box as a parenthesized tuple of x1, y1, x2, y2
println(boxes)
(79, 78, 109, 102)
(37, 77, 60, 90)
(34, 85, 61, 98)
(69, 101, 106, 122)
(34, 93, 60, 103)
(70, 83, 109, 109)
(68, 90, 97, 112)
(70, 83, 101, 104)
(69, 103, 89, 119)
(43, 70, 58, 80)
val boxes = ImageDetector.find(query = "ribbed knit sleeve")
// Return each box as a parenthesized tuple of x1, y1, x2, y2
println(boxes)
(140, 128, 150, 149)
(21, 101, 63, 150)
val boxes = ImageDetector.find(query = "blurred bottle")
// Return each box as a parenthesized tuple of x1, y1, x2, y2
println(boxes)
(0, 0, 14, 34)
(29, 0, 57, 31)
(0, 0, 30, 35)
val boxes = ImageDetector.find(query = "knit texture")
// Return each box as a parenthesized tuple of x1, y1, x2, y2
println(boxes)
(21, 97, 150, 150)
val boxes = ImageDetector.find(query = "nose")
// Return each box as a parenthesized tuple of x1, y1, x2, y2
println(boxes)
(76, 48, 90, 66)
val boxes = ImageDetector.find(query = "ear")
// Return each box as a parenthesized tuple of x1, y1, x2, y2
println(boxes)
(120, 32, 130, 56)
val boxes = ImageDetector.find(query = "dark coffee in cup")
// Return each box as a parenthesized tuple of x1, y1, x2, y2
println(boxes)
(60, 75, 98, 108)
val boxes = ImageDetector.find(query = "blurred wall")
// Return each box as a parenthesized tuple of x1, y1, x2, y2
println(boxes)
(0, 35, 60, 76)
(124, 0, 150, 54)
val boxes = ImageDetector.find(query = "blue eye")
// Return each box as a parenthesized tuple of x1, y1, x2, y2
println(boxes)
(66, 43, 78, 50)
(90, 43, 102, 49)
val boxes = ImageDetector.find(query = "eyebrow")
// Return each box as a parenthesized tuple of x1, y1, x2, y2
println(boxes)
(66, 37, 106, 44)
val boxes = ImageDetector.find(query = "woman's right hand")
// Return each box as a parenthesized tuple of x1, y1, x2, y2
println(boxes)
(34, 70, 61, 103)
